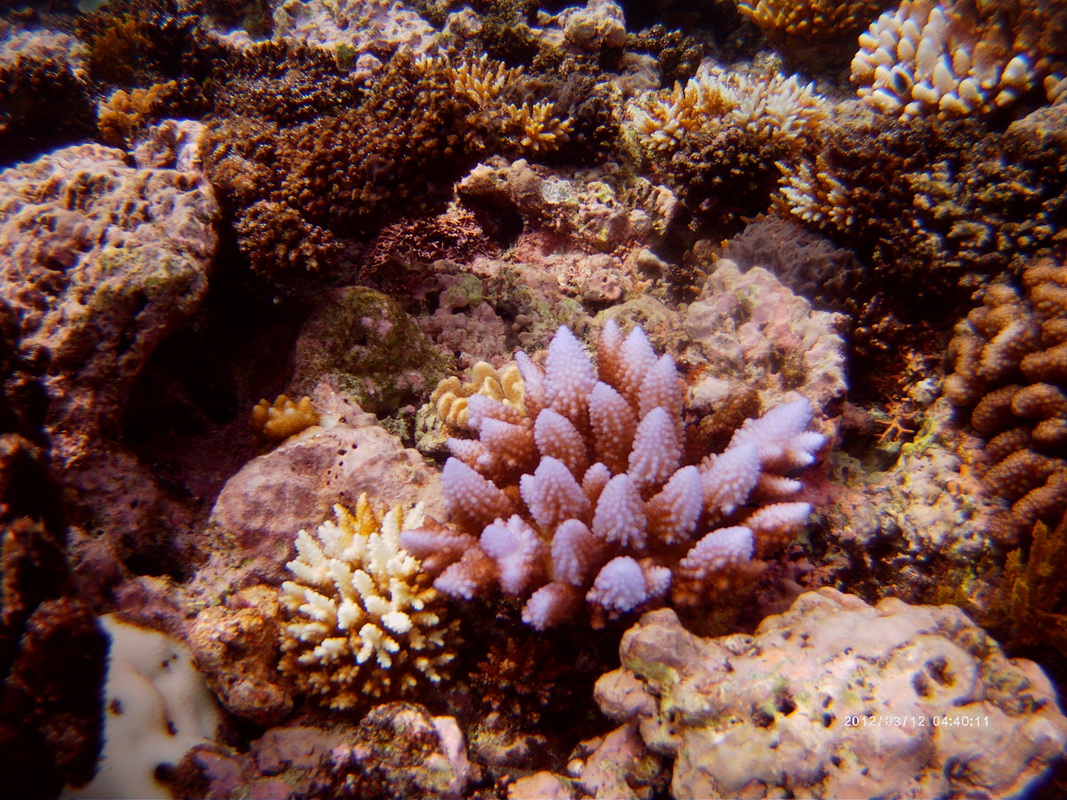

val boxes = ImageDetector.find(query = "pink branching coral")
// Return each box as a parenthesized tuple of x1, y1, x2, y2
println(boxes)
(401, 323, 824, 628)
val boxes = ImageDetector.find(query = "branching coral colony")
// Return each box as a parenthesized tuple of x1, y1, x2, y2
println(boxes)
(401, 322, 824, 629)
(279, 494, 457, 710)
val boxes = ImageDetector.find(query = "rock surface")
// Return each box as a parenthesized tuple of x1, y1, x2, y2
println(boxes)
(595, 587, 1067, 799)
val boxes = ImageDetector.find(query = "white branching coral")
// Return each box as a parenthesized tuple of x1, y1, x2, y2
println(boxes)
(851, 0, 1066, 119)
(628, 64, 827, 155)
(401, 323, 825, 629)
(279, 494, 457, 710)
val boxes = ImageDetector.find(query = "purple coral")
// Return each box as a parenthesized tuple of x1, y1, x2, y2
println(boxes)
(402, 322, 824, 628)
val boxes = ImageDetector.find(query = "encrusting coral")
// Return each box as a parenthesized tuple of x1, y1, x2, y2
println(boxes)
(400, 322, 824, 629)
(944, 260, 1067, 545)
(851, 0, 1067, 120)
(279, 494, 457, 710)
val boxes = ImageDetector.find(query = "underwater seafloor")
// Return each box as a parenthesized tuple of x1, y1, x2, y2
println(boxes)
(2, 0, 1067, 798)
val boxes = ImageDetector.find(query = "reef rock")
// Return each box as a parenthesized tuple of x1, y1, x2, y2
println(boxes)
(595, 587, 1067, 799)
(0, 137, 217, 548)
(201, 383, 445, 599)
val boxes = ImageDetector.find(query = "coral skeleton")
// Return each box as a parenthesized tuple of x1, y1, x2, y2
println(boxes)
(279, 494, 456, 709)
(402, 323, 824, 628)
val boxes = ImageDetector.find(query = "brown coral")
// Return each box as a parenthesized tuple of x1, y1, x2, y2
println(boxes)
(97, 80, 176, 148)
(739, 0, 884, 66)
(430, 361, 525, 432)
(945, 260, 1067, 544)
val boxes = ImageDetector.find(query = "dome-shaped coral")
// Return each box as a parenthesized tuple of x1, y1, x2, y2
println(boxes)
(279, 494, 457, 710)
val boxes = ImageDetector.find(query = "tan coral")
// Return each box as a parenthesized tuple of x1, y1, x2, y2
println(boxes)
(251, 394, 320, 442)
(429, 361, 525, 431)
(739, 0, 882, 40)
(278, 494, 457, 710)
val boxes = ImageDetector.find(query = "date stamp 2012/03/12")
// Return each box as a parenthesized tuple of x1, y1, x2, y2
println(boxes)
(844, 714, 991, 728)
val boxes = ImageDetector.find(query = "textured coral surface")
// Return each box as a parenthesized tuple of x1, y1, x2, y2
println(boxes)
(597, 587, 1067, 799)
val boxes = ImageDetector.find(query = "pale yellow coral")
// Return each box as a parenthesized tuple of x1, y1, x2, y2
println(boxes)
(628, 65, 827, 156)
(279, 494, 456, 709)
(430, 361, 525, 430)
(503, 101, 574, 153)
(251, 394, 319, 441)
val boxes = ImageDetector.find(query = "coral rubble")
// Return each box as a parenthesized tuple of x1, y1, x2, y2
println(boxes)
(279, 494, 457, 709)
(596, 588, 1067, 799)
(402, 322, 825, 628)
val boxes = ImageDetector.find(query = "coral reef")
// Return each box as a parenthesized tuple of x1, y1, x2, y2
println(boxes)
(626, 61, 827, 227)
(851, 0, 1067, 120)
(204, 382, 446, 596)
(402, 322, 824, 628)
(682, 258, 848, 432)
(279, 494, 457, 709)
(0, 434, 106, 800)
(188, 586, 293, 726)
(205, 53, 575, 278)
(982, 511, 1067, 658)
(596, 588, 1067, 799)
(291, 287, 450, 415)
(250, 394, 320, 444)
(775, 104, 1067, 285)
(944, 260, 1067, 544)
(0, 25, 94, 166)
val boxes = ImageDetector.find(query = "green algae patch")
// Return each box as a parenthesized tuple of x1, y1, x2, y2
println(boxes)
(292, 287, 451, 414)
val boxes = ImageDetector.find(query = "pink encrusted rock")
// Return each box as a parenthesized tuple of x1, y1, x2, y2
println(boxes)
(507, 771, 575, 800)
(200, 383, 445, 597)
(684, 258, 847, 427)
(0, 138, 217, 548)
(578, 722, 664, 800)
(595, 587, 1067, 800)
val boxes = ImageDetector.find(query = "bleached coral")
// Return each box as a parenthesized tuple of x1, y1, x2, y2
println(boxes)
(402, 323, 824, 628)
(851, 0, 1067, 119)
(279, 494, 456, 709)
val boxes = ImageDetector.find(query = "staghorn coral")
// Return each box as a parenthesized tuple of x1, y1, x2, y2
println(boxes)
(279, 494, 457, 710)
(851, 0, 1067, 120)
(250, 394, 320, 443)
(401, 322, 824, 629)
(944, 260, 1067, 545)
(626, 62, 828, 227)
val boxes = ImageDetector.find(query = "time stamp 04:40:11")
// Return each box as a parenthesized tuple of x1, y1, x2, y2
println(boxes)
(844, 715, 991, 728)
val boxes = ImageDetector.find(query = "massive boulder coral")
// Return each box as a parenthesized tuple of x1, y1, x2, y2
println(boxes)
(279, 494, 457, 710)
(402, 322, 825, 629)
(944, 260, 1067, 544)
(851, 0, 1067, 120)
(595, 587, 1067, 799)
